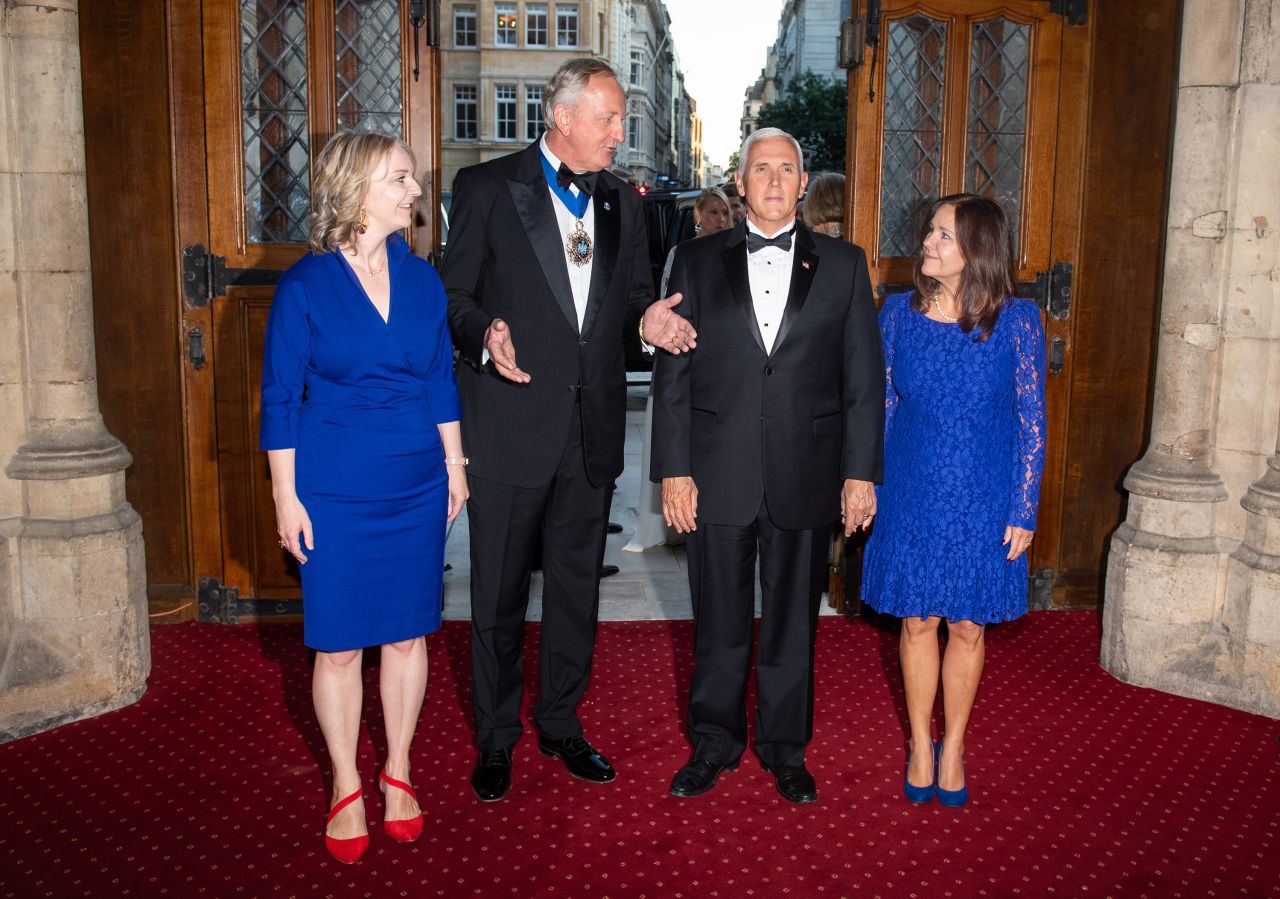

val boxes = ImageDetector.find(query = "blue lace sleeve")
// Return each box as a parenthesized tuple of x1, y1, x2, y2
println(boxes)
(1007, 300, 1047, 529)
(879, 292, 906, 445)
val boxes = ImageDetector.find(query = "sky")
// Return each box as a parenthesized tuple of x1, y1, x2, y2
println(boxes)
(663, 0, 786, 169)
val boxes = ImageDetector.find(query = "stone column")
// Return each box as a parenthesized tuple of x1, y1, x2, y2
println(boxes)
(1104, 0, 1280, 718)
(0, 0, 148, 741)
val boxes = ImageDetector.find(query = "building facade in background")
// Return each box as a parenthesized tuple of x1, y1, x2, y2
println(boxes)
(741, 0, 850, 139)
(439, 0, 701, 193)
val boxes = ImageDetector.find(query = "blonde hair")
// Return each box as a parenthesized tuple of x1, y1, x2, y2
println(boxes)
(694, 188, 730, 216)
(307, 131, 416, 253)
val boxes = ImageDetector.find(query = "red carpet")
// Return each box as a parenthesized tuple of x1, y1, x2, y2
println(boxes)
(1, 613, 1277, 898)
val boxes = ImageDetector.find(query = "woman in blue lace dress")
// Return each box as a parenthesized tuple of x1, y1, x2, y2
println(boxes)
(862, 194, 1046, 808)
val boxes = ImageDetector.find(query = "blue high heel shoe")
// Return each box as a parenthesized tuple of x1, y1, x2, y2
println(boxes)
(903, 741, 935, 804)
(934, 740, 968, 808)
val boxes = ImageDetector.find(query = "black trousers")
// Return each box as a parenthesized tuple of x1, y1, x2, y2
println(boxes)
(685, 500, 828, 769)
(467, 406, 612, 750)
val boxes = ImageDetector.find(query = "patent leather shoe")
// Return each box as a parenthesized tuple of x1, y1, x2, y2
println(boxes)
(538, 734, 617, 783)
(668, 757, 736, 798)
(767, 764, 818, 804)
(471, 747, 513, 802)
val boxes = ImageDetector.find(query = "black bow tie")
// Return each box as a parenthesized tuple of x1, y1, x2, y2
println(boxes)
(557, 163, 598, 197)
(746, 227, 795, 254)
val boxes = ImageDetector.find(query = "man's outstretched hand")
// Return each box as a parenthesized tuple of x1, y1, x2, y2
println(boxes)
(484, 318, 531, 383)
(643, 294, 697, 354)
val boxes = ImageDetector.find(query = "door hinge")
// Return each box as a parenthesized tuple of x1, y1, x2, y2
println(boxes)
(838, 17, 866, 68)
(198, 577, 241, 624)
(1029, 567, 1055, 611)
(1049, 0, 1087, 26)
(181, 244, 283, 307)
(1031, 261, 1072, 320)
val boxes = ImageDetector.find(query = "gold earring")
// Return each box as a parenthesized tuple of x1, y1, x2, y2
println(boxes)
(355, 207, 369, 235)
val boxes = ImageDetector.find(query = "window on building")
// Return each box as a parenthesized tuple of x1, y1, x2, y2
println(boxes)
(453, 4, 477, 47)
(628, 114, 641, 150)
(525, 3, 548, 47)
(526, 85, 546, 141)
(496, 84, 518, 140)
(556, 4, 578, 47)
(454, 84, 477, 139)
(495, 3, 517, 46)
(629, 49, 643, 86)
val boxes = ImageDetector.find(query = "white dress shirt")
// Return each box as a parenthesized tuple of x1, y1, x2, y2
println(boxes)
(540, 136, 595, 330)
(745, 218, 796, 354)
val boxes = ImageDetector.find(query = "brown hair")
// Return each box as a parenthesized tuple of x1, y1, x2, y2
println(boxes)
(911, 193, 1016, 341)
(801, 172, 845, 229)
(307, 131, 415, 254)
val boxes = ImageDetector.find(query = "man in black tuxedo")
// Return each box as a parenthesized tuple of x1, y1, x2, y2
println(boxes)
(651, 127, 885, 803)
(441, 59, 695, 802)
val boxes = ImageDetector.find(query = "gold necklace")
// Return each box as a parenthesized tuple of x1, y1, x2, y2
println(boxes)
(351, 251, 386, 281)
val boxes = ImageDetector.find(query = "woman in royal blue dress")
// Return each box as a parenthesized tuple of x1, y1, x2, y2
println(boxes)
(862, 194, 1046, 808)
(260, 132, 467, 862)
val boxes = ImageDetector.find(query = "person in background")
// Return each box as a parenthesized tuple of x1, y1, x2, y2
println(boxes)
(801, 172, 845, 238)
(861, 193, 1047, 808)
(260, 131, 467, 863)
(440, 58, 696, 804)
(652, 128, 884, 804)
(626, 186, 734, 554)
(721, 180, 747, 226)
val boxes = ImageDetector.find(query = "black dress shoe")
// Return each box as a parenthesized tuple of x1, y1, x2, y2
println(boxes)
(767, 764, 817, 804)
(606, 522, 624, 534)
(599, 564, 620, 578)
(471, 748, 513, 802)
(537, 734, 617, 783)
(669, 757, 737, 798)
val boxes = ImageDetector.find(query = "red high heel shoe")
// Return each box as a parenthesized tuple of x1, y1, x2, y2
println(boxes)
(324, 788, 369, 864)
(378, 769, 424, 843)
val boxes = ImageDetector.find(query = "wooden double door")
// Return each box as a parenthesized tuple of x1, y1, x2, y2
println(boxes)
(843, 0, 1179, 607)
(184, 0, 443, 607)
(164, 0, 1176, 611)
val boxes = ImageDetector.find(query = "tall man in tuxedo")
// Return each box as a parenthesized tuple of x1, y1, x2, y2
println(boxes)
(651, 128, 885, 803)
(441, 59, 695, 802)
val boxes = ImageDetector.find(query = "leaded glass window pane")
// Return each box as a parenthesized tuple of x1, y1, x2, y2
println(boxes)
(967, 18, 1029, 252)
(879, 15, 947, 257)
(335, 0, 403, 135)
(240, 0, 310, 244)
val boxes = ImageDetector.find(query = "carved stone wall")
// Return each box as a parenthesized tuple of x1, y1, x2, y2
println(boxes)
(1103, 0, 1280, 718)
(0, 0, 148, 742)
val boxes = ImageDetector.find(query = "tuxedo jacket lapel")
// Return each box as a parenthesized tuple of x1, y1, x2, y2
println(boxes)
(580, 185, 619, 338)
(722, 226, 767, 355)
(508, 146, 578, 333)
(771, 226, 819, 357)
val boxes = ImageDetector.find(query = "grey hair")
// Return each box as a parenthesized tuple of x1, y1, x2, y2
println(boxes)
(739, 126, 805, 173)
(542, 58, 621, 130)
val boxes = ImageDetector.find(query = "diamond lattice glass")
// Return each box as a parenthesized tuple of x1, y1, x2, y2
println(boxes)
(335, 0, 403, 134)
(240, 0, 310, 244)
(879, 15, 948, 257)
(966, 18, 1030, 252)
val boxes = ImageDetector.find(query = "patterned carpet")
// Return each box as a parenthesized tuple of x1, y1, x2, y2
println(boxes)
(1, 613, 1276, 898)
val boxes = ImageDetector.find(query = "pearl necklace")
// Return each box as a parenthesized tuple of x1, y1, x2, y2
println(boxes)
(933, 297, 959, 322)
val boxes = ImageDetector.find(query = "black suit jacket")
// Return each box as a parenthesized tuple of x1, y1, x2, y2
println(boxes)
(650, 224, 885, 530)
(441, 141, 653, 488)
